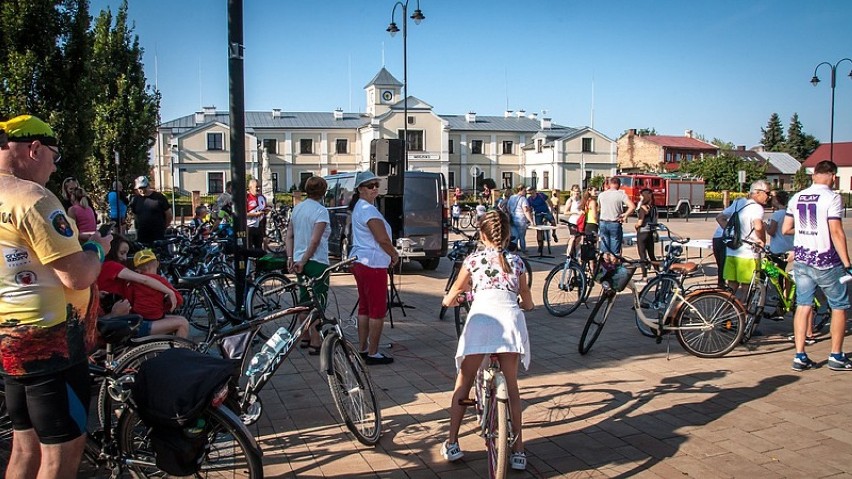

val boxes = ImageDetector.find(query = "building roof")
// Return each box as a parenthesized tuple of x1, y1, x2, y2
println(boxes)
(761, 151, 801, 175)
(724, 148, 764, 162)
(803, 142, 852, 167)
(641, 135, 718, 150)
(160, 111, 371, 132)
(364, 67, 402, 88)
(440, 115, 569, 133)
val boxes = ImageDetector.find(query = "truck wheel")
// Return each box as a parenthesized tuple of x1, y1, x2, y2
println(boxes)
(419, 257, 440, 270)
(677, 203, 690, 218)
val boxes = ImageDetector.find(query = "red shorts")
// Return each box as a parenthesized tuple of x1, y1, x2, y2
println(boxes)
(352, 263, 388, 319)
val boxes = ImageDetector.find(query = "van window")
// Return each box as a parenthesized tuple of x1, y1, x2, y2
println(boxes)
(337, 175, 355, 207)
(324, 177, 339, 206)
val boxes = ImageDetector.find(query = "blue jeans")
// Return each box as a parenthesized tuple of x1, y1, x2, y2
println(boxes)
(599, 221, 623, 256)
(511, 222, 528, 252)
(793, 262, 851, 310)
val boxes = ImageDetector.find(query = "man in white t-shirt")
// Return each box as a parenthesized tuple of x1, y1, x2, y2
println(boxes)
(717, 180, 770, 297)
(506, 185, 534, 253)
(782, 161, 852, 371)
(713, 196, 747, 288)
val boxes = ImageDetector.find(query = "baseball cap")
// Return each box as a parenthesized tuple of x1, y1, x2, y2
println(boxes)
(134, 176, 149, 189)
(0, 115, 58, 147)
(355, 170, 378, 188)
(133, 248, 158, 268)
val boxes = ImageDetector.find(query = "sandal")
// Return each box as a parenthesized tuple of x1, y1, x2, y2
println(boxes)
(511, 452, 527, 471)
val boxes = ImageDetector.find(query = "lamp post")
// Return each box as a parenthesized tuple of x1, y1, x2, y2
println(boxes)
(169, 144, 178, 215)
(811, 58, 852, 162)
(386, 0, 425, 172)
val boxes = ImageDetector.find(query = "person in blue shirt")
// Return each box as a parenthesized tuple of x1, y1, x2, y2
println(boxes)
(106, 180, 128, 230)
(527, 186, 557, 242)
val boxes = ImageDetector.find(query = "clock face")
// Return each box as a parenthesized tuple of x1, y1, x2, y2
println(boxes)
(381, 90, 393, 103)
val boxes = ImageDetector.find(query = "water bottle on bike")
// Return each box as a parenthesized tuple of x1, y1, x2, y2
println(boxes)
(246, 327, 294, 377)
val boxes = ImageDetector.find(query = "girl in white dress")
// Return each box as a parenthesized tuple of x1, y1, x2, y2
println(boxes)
(439, 210, 534, 470)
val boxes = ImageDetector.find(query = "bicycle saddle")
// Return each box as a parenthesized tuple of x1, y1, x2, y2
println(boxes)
(669, 262, 698, 274)
(97, 315, 143, 345)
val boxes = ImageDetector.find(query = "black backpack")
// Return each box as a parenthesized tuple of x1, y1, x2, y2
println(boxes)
(722, 200, 751, 249)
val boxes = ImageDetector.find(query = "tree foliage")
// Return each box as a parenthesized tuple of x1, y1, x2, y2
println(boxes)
(0, 0, 158, 209)
(711, 138, 735, 150)
(792, 166, 811, 191)
(761, 113, 785, 151)
(620, 127, 657, 138)
(678, 153, 766, 191)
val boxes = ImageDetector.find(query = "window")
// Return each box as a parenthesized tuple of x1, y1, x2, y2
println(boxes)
(448, 171, 455, 188)
(300, 139, 313, 154)
(502, 141, 513, 155)
(531, 171, 538, 190)
(207, 132, 223, 151)
(471, 140, 483, 155)
(665, 152, 673, 163)
(335, 139, 348, 154)
(686, 153, 693, 161)
(582, 137, 593, 153)
(675, 153, 682, 162)
(502, 172, 513, 189)
(208, 172, 224, 194)
(448, 139, 454, 154)
(536, 139, 542, 153)
(397, 129, 423, 151)
(408, 116, 415, 125)
(299, 172, 313, 191)
(262, 138, 277, 154)
(543, 171, 550, 190)
(271, 172, 280, 193)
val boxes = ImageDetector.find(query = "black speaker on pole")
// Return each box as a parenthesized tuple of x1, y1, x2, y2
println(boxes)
(370, 138, 405, 195)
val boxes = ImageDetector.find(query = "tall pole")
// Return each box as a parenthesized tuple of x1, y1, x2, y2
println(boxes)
(388, 1, 424, 173)
(228, 0, 248, 313)
(113, 151, 122, 235)
(811, 58, 852, 162)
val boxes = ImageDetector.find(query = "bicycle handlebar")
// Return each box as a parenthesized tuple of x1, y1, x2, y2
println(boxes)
(650, 223, 689, 244)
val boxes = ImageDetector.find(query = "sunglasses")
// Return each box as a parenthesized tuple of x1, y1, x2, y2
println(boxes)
(45, 145, 62, 164)
(361, 182, 380, 190)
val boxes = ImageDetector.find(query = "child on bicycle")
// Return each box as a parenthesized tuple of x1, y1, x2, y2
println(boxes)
(439, 210, 534, 470)
(126, 249, 190, 338)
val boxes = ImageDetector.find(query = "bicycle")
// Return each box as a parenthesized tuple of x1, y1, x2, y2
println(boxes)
(542, 230, 601, 317)
(579, 255, 745, 358)
(740, 239, 831, 343)
(105, 257, 383, 446)
(0, 316, 262, 478)
(458, 354, 515, 478)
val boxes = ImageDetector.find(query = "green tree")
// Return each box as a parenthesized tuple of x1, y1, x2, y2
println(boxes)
(678, 153, 766, 191)
(784, 113, 806, 160)
(589, 175, 606, 189)
(792, 166, 811, 191)
(620, 127, 657, 137)
(711, 138, 735, 150)
(800, 132, 820, 161)
(760, 113, 785, 151)
(87, 1, 160, 205)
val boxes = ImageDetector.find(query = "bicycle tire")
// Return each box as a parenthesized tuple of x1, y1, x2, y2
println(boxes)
(248, 272, 298, 336)
(742, 274, 767, 344)
(578, 290, 616, 355)
(323, 334, 382, 445)
(542, 261, 586, 317)
(440, 262, 463, 321)
(453, 301, 471, 338)
(635, 275, 680, 338)
(117, 403, 263, 478)
(675, 290, 744, 358)
(97, 338, 197, 429)
(178, 287, 218, 341)
(489, 397, 510, 479)
(521, 257, 533, 288)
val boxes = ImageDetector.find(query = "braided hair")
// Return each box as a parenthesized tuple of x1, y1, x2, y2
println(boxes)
(479, 210, 512, 275)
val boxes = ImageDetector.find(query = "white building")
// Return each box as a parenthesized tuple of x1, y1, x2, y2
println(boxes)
(151, 68, 616, 196)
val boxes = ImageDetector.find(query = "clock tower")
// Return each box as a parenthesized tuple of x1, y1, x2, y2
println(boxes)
(364, 67, 402, 117)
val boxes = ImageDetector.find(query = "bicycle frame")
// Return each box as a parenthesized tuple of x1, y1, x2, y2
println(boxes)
(476, 355, 513, 478)
(628, 274, 729, 335)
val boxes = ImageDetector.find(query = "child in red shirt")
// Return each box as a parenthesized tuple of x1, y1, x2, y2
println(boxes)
(126, 249, 190, 338)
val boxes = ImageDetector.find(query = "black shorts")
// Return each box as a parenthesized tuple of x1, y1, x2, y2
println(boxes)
(247, 226, 264, 250)
(4, 362, 90, 444)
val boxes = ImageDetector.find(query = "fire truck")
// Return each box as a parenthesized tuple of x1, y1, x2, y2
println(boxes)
(611, 173, 705, 217)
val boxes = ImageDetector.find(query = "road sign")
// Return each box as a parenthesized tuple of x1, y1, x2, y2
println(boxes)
(738, 170, 746, 184)
(469, 165, 481, 177)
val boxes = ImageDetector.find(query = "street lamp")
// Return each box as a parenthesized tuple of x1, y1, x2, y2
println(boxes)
(169, 143, 178, 214)
(387, 0, 425, 172)
(811, 58, 852, 162)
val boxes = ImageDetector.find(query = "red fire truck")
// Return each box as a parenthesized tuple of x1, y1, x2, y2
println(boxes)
(611, 173, 705, 217)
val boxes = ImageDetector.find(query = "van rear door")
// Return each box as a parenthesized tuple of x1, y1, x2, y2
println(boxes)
(403, 172, 446, 257)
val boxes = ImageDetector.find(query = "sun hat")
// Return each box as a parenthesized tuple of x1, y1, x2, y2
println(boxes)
(355, 170, 379, 188)
(134, 176, 149, 189)
(133, 248, 158, 268)
(0, 115, 58, 146)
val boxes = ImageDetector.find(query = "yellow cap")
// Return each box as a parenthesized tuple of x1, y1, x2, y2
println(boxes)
(133, 248, 158, 268)
(0, 115, 57, 146)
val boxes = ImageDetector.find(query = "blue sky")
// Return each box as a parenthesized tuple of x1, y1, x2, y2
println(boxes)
(92, 0, 852, 149)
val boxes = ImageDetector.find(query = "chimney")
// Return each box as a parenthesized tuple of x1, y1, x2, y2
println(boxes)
(333, 108, 344, 120)
(517, 109, 526, 118)
(737, 145, 746, 151)
(504, 110, 513, 118)
(685, 129, 693, 138)
(527, 112, 537, 120)
(272, 108, 282, 119)
(202, 105, 216, 116)
(194, 111, 205, 124)
(466, 111, 476, 123)
(540, 117, 552, 129)
(629, 128, 637, 137)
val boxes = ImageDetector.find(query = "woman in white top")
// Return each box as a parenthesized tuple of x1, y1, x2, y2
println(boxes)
(562, 185, 583, 257)
(348, 171, 400, 365)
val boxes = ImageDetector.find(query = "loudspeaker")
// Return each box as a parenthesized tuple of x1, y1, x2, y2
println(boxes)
(370, 139, 405, 195)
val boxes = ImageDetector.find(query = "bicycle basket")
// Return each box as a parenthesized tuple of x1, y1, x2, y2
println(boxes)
(603, 264, 637, 292)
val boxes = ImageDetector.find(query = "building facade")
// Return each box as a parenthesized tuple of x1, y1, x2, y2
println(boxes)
(152, 68, 616, 196)
(617, 129, 718, 172)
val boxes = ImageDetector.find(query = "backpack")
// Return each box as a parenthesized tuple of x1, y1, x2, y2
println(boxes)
(722, 200, 751, 249)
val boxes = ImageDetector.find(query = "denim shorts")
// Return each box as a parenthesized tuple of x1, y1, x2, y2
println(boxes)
(793, 262, 850, 311)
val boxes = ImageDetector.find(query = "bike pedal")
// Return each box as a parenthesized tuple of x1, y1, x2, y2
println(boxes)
(458, 398, 476, 407)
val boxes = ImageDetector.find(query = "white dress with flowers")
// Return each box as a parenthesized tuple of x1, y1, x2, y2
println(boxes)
(455, 248, 530, 371)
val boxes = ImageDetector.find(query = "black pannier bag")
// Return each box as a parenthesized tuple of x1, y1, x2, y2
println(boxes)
(131, 348, 235, 475)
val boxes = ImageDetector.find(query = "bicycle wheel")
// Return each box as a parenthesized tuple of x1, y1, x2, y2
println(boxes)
(636, 275, 680, 338)
(97, 338, 197, 429)
(117, 404, 263, 478)
(742, 275, 767, 343)
(453, 301, 471, 338)
(487, 396, 510, 479)
(323, 334, 382, 445)
(440, 262, 463, 321)
(521, 257, 533, 288)
(542, 261, 586, 317)
(248, 272, 298, 336)
(578, 289, 616, 355)
(178, 287, 218, 341)
(675, 290, 744, 358)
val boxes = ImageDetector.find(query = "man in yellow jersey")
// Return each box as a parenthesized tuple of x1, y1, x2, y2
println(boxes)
(0, 115, 112, 478)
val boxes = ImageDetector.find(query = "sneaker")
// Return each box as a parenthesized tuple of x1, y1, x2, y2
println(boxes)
(511, 452, 527, 471)
(552, 233, 558, 243)
(440, 441, 464, 462)
(365, 353, 394, 365)
(827, 354, 852, 371)
(792, 355, 816, 372)
(786, 334, 817, 346)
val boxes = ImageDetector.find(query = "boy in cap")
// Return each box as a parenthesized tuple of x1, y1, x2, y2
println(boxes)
(126, 249, 189, 338)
